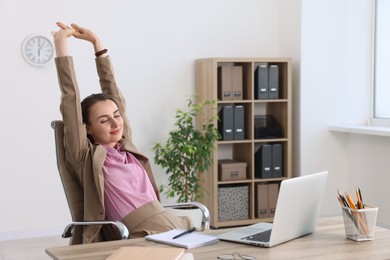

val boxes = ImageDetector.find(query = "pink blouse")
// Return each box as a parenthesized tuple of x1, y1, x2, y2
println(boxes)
(102, 143, 158, 221)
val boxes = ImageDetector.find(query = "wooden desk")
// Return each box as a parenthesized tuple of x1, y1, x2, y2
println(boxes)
(46, 217, 390, 259)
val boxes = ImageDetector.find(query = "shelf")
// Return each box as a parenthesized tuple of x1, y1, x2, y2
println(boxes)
(218, 100, 253, 104)
(254, 99, 288, 103)
(217, 140, 253, 144)
(254, 138, 288, 143)
(329, 124, 390, 137)
(217, 99, 288, 104)
(196, 58, 292, 228)
(254, 177, 288, 183)
(218, 180, 252, 185)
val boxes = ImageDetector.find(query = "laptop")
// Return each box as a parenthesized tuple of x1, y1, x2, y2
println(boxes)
(218, 171, 328, 247)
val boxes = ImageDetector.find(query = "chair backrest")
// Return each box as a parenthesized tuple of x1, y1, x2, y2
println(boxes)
(51, 120, 84, 244)
(51, 120, 207, 242)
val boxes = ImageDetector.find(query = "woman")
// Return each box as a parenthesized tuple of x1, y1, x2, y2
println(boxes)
(52, 22, 191, 244)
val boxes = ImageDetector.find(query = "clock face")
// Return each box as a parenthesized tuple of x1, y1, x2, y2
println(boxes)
(22, 35, 54, 66)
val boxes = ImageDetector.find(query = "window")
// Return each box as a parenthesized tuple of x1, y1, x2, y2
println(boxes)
(373, 0, 390, 125)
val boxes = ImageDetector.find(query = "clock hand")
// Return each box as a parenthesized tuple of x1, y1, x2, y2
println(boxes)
(38, 42, 45, 51)
(38, 42, 45, 57)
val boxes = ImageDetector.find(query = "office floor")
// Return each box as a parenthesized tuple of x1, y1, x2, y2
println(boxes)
(0, 236, 69, 260)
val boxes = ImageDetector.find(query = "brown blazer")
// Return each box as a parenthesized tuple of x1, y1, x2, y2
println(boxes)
(55, 56, 160, 243)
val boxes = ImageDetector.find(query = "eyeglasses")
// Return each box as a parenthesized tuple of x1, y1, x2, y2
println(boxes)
(217, 252, 256, 260)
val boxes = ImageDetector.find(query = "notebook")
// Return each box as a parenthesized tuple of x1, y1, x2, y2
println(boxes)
(145, 229, 219, 249)
(218, 171, 328, 247)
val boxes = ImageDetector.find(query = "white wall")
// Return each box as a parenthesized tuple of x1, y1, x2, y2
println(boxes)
(300, 0, 390, 228)
(346, 135, 390, 228)
(301, 0, 354, 216)
(278, 0, 302, 177)
(0, 0, 281, 240)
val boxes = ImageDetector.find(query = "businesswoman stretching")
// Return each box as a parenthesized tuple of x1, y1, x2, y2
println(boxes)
(52, 22, 191, 244)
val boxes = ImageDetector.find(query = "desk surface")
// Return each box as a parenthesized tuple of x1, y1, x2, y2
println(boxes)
(46, 217, 390, 260)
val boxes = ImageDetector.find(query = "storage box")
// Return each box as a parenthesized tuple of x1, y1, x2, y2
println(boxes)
(254, 115, 282, 139)
(218, 160, 247, 181)
(341, 205, 378, 241)
(218, 185, 249, 221)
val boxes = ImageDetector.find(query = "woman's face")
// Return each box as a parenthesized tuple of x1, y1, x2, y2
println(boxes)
(86, 100, 124, 147)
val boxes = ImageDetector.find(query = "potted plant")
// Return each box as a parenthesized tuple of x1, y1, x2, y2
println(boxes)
(153, 96, 220, 203)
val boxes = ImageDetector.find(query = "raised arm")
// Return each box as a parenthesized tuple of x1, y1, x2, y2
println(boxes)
(70, 23, 132, 140)
(52, 22, 89, 169)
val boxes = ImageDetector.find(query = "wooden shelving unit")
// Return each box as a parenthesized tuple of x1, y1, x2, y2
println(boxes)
(195, 58, 292, 228)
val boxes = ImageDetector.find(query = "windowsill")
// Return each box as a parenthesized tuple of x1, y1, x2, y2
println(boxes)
(329, 124, 390, 137)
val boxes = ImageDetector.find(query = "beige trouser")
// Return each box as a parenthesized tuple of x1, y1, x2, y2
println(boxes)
(121, 200, 192, 238)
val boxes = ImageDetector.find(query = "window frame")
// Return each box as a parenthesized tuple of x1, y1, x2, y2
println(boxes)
(372, 0, 390, 126)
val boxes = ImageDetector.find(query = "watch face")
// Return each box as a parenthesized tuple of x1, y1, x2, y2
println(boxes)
(22, 35, 54, 66)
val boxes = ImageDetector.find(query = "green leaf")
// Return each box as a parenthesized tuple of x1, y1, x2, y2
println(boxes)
(153, 96, 219, 203)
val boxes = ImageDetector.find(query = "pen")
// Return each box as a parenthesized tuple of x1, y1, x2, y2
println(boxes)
(172, 227, 196, 239)
(337, 189, 350, 207)
(356, 187, 364, 209)
(345, 192, 356, 209)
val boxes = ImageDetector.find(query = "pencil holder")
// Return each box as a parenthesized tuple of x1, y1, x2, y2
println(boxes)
(341, 205, 378, 241)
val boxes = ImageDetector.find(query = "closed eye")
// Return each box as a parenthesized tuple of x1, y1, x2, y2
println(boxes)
(113, 110, 121, 118)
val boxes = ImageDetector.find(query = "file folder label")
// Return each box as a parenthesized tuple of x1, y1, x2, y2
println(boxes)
(234, 91, 242, 97)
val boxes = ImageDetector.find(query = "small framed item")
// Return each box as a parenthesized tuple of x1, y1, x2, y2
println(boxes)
(21, 34, 54, 67)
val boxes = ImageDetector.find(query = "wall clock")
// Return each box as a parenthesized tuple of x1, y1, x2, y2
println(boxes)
(21, 34, 54, 67)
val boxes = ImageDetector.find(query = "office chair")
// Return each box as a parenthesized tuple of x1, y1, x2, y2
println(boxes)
(51, 120, 210, 245)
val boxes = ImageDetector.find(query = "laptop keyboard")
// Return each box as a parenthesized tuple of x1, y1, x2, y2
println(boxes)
(243, 229, 272, 242)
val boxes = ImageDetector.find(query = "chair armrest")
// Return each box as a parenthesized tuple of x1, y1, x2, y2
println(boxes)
(62, 221, 129, 240)
(51, 120, 60, 129)
(163, 202, 210, 231)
